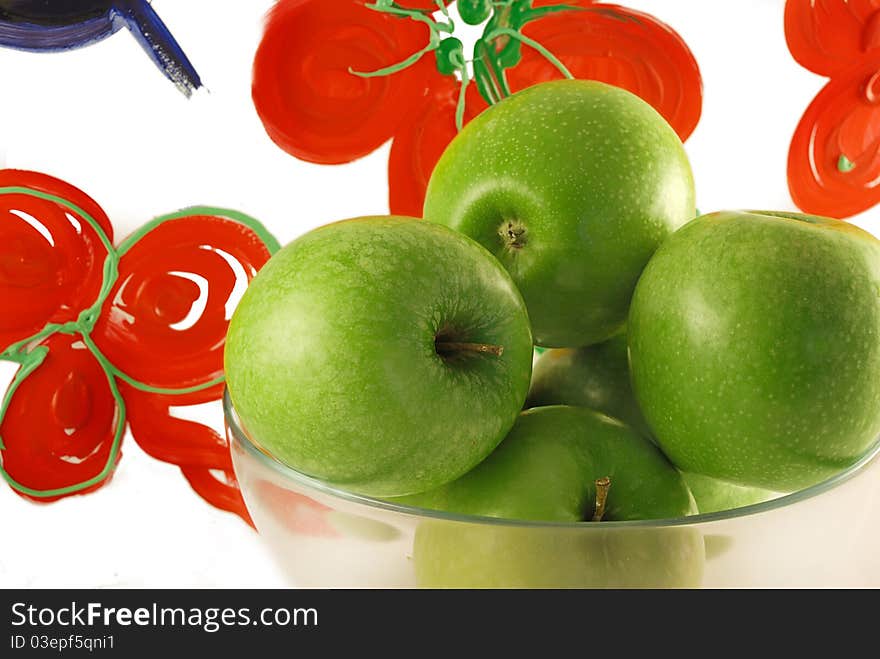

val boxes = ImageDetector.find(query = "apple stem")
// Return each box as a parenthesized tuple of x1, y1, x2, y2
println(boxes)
(592, 476, 611, 522)
(499, 220, 527, 249)
(435, 341, 505, 357)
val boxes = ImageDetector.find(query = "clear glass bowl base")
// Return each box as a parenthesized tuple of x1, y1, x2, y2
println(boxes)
(225, 391, 880, 588)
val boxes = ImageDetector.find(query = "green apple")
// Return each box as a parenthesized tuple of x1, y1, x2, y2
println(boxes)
(396, 407, 600, 521)
(423, 79, 695, 348)
(398, 406, 695, 521)
(225, 216, 533, 497)
(526, 333, 651, 438)
(527, 334, 776, 512)
(398, 406, 702, 587)
(629, 210, 880, 491)
(681, 472, 777, 515)
(413, 522, 705, 589)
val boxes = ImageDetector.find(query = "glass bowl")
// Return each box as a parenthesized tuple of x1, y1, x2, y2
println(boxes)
(224, 391, 880, 588)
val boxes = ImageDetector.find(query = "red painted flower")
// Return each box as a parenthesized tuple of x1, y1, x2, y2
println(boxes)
(786, 0, 880, 218)
(252, 0, 702, 218)
(0, 332, 122, 501)
(509, 1, 702, 142)
(0, 171, 279, 526)
(0, 170, 113, 352)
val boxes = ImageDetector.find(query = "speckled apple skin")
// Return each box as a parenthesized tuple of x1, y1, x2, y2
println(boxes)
(224, 217, 534, 497)
(423, 79, 695, 348)
(629, 211, 880, 491)
(403, 406, 701, 588)
(526, 333, 652, 438)
(526, 334, 777, 512)
(396, 406, 696, 521)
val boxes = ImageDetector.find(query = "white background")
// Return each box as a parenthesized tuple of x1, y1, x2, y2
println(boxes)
(0, 0, 877, 587)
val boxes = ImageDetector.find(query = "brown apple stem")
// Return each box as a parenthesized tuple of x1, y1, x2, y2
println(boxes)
(435, 342, 504, 357)
(592, 476, 612, 522)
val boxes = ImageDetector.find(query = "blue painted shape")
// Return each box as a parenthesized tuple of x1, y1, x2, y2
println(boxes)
(0, 0, 201, 96)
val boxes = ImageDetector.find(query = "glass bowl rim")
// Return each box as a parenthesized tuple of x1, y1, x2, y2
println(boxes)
(224, 388, 880, 529)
